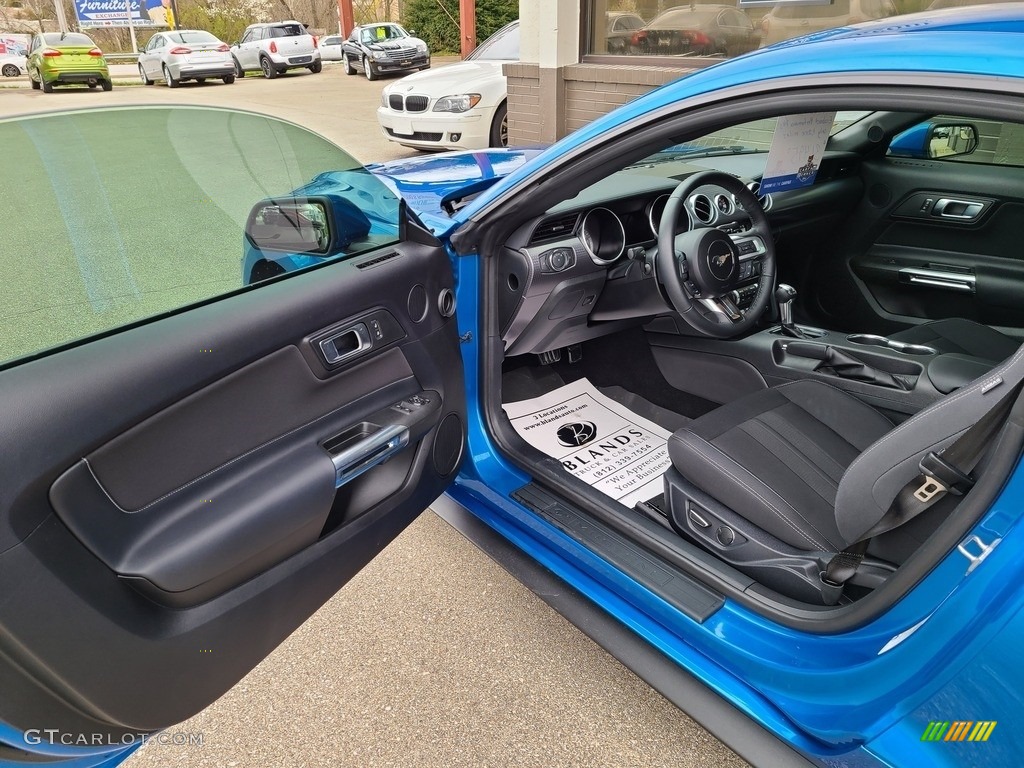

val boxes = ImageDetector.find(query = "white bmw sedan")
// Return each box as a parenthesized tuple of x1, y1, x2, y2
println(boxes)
(377, 21, 518, 151)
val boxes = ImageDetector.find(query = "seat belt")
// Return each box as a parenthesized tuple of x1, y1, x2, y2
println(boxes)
(823, 380, 1021, 588)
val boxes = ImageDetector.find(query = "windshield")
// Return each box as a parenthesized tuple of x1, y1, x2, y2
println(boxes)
(467, 22, 519, 61)
(630, 112, 872, 165)
(362, 24, 409, 43)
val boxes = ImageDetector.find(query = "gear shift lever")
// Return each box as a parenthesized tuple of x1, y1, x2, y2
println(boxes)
(774, 283, 806, 338)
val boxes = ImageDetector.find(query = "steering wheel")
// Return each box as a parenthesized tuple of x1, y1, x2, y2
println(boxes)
(655, 170, 776, 338)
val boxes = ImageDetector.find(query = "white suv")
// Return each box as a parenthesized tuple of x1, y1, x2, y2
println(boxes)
(231, 21, 321, 79)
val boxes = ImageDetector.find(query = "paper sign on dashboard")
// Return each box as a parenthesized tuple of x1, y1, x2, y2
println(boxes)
(759, 112, 835, 194)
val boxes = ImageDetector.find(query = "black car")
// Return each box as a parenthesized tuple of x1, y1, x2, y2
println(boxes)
(630, 4, 758, 58)
(342, 22, 430, 81)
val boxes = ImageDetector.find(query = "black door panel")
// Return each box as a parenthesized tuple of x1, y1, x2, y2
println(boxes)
(0, 239, 465, 735)
(80, 344, 414, 512)
(812, 155, 1024, 332)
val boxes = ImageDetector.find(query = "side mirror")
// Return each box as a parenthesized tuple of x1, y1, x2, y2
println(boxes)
(245, 196, 371, 256)
(889, 121, 979, 160)
(927, 123, 978, 159)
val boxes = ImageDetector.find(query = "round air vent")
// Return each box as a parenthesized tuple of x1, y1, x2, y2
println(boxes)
(437, 287, 456, 318)
(432, 413, 464, 476)
(689, 194, 715, 224)
(745, 181, 772, 212)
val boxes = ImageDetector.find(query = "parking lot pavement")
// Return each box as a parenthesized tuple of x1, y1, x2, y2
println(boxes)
(124, 512, 749, 768)
(6, 61, 748, 768)
(0, 59, 458, 164)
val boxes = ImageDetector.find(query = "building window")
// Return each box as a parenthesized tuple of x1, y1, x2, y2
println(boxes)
(586, 0, 943, 63)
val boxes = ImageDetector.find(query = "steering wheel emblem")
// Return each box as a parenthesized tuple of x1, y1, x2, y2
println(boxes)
(706, 242, 735, 281)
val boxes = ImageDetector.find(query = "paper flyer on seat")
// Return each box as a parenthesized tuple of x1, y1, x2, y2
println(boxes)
(503, 378, 672, 509)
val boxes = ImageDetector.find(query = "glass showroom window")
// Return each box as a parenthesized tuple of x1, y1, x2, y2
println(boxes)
(585, 0, 985, 61)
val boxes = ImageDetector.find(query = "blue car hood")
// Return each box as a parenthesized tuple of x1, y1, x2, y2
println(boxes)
(366, 148, 544, 234)
(445, 5, 1024, 236)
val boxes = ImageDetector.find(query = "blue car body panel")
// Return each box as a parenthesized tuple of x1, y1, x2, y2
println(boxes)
(366, 148, 542, 233)
(13, 7, 1024, 767)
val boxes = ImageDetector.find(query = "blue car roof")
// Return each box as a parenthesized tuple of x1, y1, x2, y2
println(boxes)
(450, 5, 1024, 229)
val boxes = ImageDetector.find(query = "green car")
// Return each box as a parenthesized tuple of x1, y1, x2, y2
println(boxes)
(27, 32, 112, 92)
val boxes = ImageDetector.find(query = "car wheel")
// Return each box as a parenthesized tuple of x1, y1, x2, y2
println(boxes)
(363, 56, 377, 81)
(233, 58, 244, 78)
(163, 65, 178, 88)
(1, 64, 19, 77)
(29, 69, 40, 89)
(490, 101, 508, 148)
(343, 54, 355, 75)
(41, 76, 52, 93)
(260, 57, 277, 79)
(139, 63, 153, 85)
(223, 74, 235, 84)
(309, 60, 322, 74)
(101, 78, 112, 92)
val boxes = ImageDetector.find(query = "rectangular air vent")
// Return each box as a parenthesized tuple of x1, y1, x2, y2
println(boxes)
(354, 252, 400, 270)
(529, 213, 580, 245)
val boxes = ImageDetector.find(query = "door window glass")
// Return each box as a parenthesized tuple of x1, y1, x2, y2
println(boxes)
(0, 107, 402, 366)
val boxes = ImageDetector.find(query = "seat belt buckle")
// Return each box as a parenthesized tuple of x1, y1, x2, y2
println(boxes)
(914, 476, 947, 503)
(918, 451, 975, 498)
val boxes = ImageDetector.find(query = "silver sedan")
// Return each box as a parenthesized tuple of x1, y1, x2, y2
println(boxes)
(138, 30, 235, 87)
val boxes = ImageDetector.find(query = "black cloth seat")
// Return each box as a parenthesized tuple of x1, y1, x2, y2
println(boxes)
(667, 380, 893, 552)
(667, 341, 1024, 601)
(889, 318, 1019, 363)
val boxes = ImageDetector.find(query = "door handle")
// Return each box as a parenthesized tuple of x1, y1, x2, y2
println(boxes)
(899, 267, 975, 293)
(328, 424, 409, 487)
(319, 323, 371, 365)
(933, 198, 984, 220)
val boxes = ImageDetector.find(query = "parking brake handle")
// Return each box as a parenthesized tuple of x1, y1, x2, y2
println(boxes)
(812, 346, 911, 390)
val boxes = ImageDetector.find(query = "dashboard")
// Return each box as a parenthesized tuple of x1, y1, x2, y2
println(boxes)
(497, 172, 774, 356)
(494, 151, 863, 356)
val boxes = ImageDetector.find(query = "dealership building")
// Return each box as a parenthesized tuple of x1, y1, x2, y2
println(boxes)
(506, 0, 716, 145)
(495, 0, 927, 146)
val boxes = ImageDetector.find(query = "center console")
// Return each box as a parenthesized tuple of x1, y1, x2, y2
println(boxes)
(646, 318, 998, 417)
